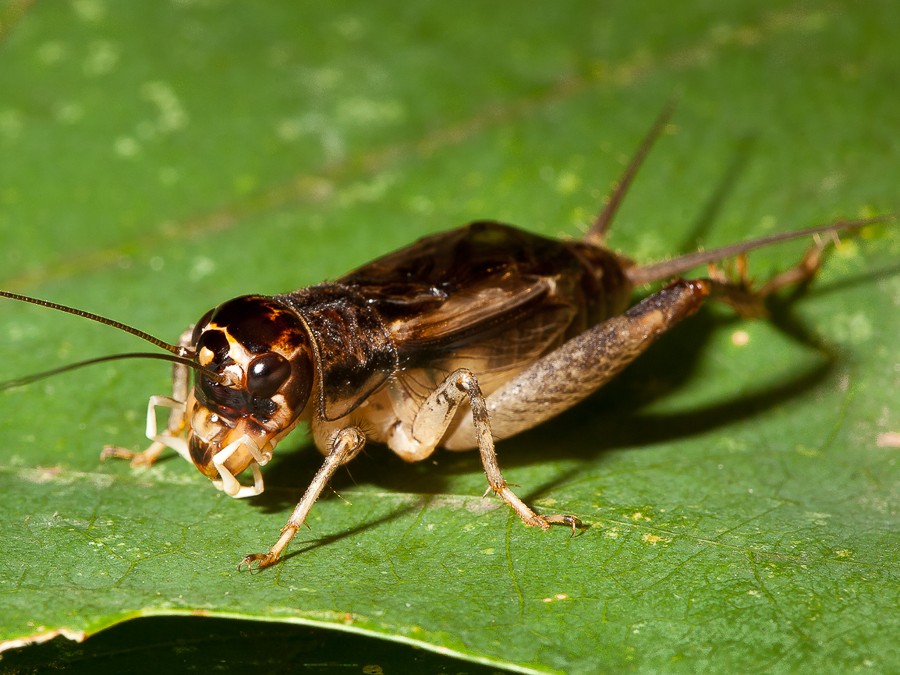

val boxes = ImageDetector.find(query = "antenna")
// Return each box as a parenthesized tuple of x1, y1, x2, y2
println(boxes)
(0, 290, 223, 389)
(0, 352, 213, 391)
(0, 290, 190, 357)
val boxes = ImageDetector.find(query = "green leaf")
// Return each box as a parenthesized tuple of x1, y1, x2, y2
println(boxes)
(1, 1, 897, 673)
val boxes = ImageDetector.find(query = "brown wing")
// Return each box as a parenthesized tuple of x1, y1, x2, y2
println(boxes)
(339, 222, 632, 397)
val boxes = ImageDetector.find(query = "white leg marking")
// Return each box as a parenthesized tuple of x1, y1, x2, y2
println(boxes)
(211, 434, 266, 499)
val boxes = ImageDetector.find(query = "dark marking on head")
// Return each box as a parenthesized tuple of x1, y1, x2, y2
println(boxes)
(195, 376, 280, 421)
(207, 295, 305, 354)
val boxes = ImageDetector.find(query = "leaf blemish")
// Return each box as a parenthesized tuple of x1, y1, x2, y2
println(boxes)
(641, 533, 671, 545)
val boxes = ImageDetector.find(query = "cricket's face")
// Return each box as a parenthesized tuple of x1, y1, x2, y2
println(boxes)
(185, 296, 314, 497)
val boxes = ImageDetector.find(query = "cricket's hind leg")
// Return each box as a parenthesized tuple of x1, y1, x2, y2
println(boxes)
(445, 241, 830, 456)
(444, 277, 713, 447)
(399, 277, 713, 535)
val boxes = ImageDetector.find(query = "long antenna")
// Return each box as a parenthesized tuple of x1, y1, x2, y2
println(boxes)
(0, 290, 227, 390)
(0, 352, 210, 392)
(0, 290, 190, 357)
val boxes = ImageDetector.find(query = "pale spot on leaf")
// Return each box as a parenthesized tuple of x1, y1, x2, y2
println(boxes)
(83, 40, 119, 76)
(114, 136, 140, 158)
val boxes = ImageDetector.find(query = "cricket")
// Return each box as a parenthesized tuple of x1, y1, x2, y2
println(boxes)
(1, 108, 886, 570)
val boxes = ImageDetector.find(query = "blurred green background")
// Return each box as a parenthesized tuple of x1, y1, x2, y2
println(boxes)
(1, 1, 897, 673)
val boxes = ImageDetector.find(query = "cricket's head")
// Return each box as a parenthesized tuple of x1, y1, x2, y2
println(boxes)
(0, 289, 318, 499)
(186, 295, 314, 497)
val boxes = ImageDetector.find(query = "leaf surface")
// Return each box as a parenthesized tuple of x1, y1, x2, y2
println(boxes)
(1, 2, 897, 673)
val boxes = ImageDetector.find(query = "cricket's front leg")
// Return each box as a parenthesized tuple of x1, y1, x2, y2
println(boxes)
(390, 368, 580, 532)
(239, 426, 367, 571)
(101, 327, 193, 467)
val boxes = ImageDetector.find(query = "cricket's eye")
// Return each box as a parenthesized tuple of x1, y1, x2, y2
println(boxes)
(246, 353, 291, 398)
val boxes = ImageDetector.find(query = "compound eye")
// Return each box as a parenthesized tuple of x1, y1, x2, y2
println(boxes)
(246, 353, 291, 398)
